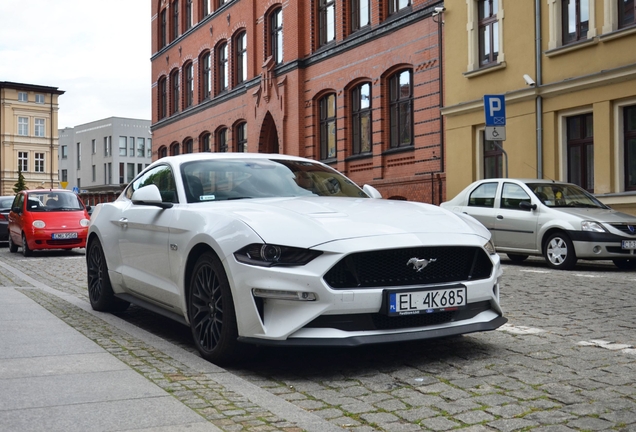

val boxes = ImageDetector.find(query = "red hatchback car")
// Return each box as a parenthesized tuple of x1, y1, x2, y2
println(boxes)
(8, 189, 91, 256)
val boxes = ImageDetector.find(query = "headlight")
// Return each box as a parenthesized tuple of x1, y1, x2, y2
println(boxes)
(483, 239, 497, 255)
(234, 243, 323, 267)
(581, 221, 606, 232)
(32, 220, 45, 228)
(79, 218, 90, 227)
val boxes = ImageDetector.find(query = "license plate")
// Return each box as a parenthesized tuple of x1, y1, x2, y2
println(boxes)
(52, 232, 78, 240)
(622, 240, 636, 250)
(386, 285, 467, 316)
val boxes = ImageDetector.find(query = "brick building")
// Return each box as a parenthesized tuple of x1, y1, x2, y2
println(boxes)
(150, 0, 446, 203)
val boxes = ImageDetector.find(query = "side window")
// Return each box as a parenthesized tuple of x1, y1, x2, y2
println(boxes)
(12, 194, 24, 212)
(468, 182, 498, 207)
(501, 183, 531, 210)
(125, 165, 178, 203)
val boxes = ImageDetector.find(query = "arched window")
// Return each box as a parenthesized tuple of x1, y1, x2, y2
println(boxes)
(319, 0, 336, 47)
(184, 62, 194, 108)
(200, 132, 211, 152)
(171, 0, 179, 42)
(389, 69, 413, 149)
(235, 122, 247, 152)
(319, 93, 337, 160)
(269, 8, 283, 64)
(235, 31, 247, 85)
(200, 51, 211, 100)
(351, 82, 372, 155)
(160, 8, 168, 48)
(217, 42, 229, 92)
(217, 128, 228, 152)
(170, 69, 180, 115)
(158, 146, 168, 158)
(170, 142, 180, 156)
(158, 76, 168, 120)
(183, 138, 193, 154)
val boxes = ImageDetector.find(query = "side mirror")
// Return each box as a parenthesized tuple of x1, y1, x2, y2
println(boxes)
(363, 184, 382, 199)
(11, 206, 20, 213)
(519, 201, 537, 211)
(131, 184, 174, 209)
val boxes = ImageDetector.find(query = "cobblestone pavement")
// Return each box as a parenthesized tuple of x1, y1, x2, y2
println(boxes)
(0, 248, 635, 431)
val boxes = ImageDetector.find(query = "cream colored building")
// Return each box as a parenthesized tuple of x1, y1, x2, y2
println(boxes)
(0, 82, 64, 195)
(442, 0, 636, 214)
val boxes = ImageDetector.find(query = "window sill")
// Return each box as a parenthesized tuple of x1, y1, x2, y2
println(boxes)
(599, 24, 636, 43)
(382, 146, 414, 156)
(463, 61, 507, 79)
(345, 152, 373, 163)
(545, 38, 598, 58)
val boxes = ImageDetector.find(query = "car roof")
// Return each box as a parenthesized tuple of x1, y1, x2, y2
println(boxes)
(153, 152, 324, 167)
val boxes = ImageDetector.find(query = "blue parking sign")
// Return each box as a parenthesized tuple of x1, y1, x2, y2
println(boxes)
(484, 95, 506, 126)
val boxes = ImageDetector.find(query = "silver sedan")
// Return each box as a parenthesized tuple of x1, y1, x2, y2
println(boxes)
(441, 178, 636, 270)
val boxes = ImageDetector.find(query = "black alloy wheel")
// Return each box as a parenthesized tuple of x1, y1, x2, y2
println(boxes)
(21, 233, 32, 257)
(86, 238, 129, 312)
(189, 252, 239, 365)
(507, 253, 529, 263)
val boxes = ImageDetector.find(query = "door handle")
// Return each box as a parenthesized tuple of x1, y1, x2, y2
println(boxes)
(496, 215, 503, 219)
(118, 218, 128, 228)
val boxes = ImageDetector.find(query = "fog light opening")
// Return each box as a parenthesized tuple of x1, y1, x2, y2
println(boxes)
(252, 288, 317, 301)
(592, 245, 602, 254)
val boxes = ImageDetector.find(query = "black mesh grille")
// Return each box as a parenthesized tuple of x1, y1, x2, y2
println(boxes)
(324, 246, 493, 289)
(610, 224, 636, 236)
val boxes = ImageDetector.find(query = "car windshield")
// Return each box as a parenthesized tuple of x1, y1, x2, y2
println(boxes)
(526, 182, 608, 209)
(27, 192, 84, 212)
(180, 158, 368, 203)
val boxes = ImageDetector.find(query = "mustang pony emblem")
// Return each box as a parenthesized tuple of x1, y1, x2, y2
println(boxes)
(407, 257, 437, 272)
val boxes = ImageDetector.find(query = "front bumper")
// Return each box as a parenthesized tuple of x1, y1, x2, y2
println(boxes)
(224, 233, 505, 344)
(569, 230, 636, 259)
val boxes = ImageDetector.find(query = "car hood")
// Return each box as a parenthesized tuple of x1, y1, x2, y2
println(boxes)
(212, 197, 489, 247)
(555, 207, 636, 223)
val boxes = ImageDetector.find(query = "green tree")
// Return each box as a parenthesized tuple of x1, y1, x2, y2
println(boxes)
(13, 166, 27, 193)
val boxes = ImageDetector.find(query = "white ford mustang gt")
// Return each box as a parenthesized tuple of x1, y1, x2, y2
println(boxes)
(87, 153, 506, 364)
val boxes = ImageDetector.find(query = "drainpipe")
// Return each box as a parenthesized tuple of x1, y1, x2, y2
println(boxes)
(433, 6, 445, 204)
(535, 0, 543, 178)
(50, 93, 54, 188)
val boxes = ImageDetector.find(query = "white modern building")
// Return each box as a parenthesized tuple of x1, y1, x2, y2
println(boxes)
(58, 117, 152, 205)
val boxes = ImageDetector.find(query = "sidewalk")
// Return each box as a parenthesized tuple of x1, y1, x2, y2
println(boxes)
(0, 258, 343, 432)
(0, 285, 220, 432)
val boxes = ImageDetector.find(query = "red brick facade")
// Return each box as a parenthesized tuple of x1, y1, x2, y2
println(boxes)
(151, 0, 445, 203)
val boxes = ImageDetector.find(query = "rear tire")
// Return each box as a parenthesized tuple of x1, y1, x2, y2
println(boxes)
(507, 253, 529, 263)
(612, 259, 636, 270)
(8, 234, 17, 253)
(87, 238, 130, 312)
(544, 232, 577, 270)
(188, 251, 240, 365)
(21, 233, 32, 257)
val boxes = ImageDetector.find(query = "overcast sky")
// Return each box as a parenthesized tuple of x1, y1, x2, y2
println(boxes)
(0, 0, 151, 129)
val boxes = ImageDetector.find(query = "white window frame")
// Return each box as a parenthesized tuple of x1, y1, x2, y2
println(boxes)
(119, 136, 127, 156)
(35, 94, 45, 104)
(147, 139, 153, 157)
(34, 118, 45, 137)
(18, 117, 29, 136)
(547, 0, 596, 50)
(34, 153, 45, 173)
(137, 138, 145, 157)
(18, 92, 28, 102)
(466, 0, 506, 73)
(18, 151, 28, 172)
(61, 145, 68, 159)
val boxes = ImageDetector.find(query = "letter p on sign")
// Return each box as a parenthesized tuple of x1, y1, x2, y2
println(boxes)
(484, 95, 506, 126)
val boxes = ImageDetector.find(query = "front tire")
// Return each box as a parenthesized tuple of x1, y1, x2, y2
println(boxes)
(21, 233, 32, 257)
(188, 252, 240, 365)
(544, 232, 577, 270)
(87, 238, 130, 312)
(8, 234, 17, 253)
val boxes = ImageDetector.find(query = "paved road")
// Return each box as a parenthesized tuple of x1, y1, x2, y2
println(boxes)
(0, 248, 634, 431)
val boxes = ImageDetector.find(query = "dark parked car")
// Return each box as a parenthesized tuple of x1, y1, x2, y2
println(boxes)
(0, 195, 16, 242)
